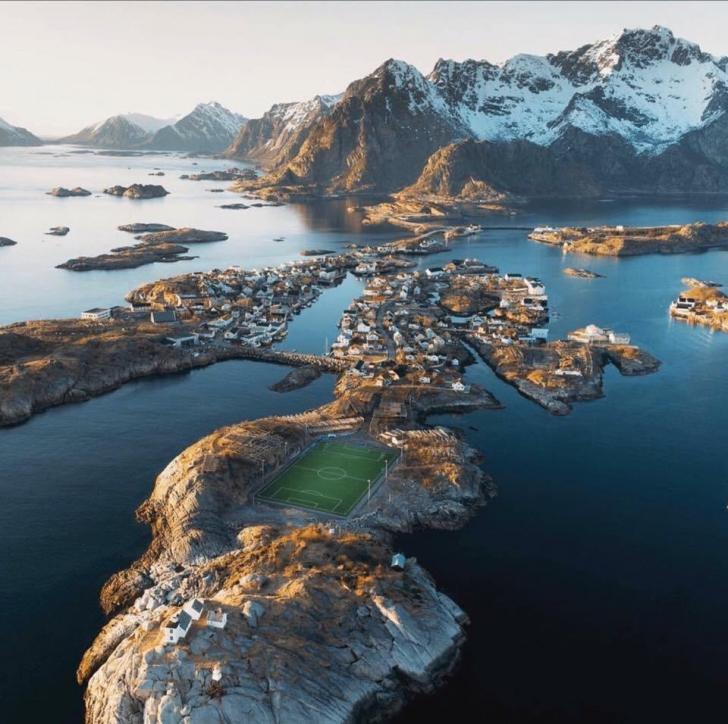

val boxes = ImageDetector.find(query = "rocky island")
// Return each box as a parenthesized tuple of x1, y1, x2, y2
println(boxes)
(529, 222, 728, 256)
(563, 267, 604, 279)
(134, 228, 228, 245)
(57, 243, 196, 271)
(104, 184, 170, 199)
(670, 285, 728, 332)
(47, 186, 92, 197)
(118, 223, 175, 234)
(57, 228, 229, 272)
(0, 237, 17, 246)
(46, 226, 70, 236)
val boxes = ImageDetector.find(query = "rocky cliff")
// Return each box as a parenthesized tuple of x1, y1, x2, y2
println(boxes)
(224, 95, 340, 168)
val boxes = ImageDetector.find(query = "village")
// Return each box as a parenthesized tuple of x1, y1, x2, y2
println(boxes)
(81, 254, 357, 350)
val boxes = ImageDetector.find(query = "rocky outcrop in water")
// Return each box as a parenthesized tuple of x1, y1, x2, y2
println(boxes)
(118, 224, 175, 234)
(103, 184, 169, 199)
(564, 267, 604, 278)
(0, 237, 17, 246)
(45, 226, 70, 236)
(57, 243, 195, 271)
(135, 228, 228, 244)
(269, 365, 321, 392)
(47, 186, 92, 197)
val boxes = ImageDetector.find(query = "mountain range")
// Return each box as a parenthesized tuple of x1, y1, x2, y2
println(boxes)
(6, 26, 728, 198)
(0, 116, 42, 146)
(59, 102, 246, 153)
(227, 26, 728, 199)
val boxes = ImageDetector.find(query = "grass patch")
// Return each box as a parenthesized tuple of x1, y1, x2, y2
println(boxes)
(257, 440, 398, 516)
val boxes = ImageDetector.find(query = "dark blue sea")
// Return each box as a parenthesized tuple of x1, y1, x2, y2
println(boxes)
(1, 148, 727, 722)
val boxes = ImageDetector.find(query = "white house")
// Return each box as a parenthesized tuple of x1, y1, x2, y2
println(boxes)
(206, 608, 228, 630)
(81, 307, 111, 321)
(525, 277, 546, 296)
(183, 598, 205, 621)
(163, 611, 193, 644)
(607, 330, 631, 345)
(451, 381, 466, 392)
(166, 334, 199, 348)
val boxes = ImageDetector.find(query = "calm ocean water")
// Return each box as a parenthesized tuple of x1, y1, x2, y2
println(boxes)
(1, 148, 727, 722)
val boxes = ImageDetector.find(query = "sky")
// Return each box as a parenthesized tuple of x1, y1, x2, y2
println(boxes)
(1, 1, 727, 137)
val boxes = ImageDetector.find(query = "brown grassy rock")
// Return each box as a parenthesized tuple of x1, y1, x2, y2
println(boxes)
(82, 525, 468, 723)
(0, 319, 212, 426)
(57, 243, 193, 271)
(135, 228, 228, 244)
(531, 221, 728, 256)
(439, 276, 500, 315)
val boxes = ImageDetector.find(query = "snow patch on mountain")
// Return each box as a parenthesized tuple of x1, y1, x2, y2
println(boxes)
(425, 25, 728, 153)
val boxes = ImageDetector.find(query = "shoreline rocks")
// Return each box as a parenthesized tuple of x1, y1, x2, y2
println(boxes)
(300, 248, 336, 256)
(0, 237, 17, 246)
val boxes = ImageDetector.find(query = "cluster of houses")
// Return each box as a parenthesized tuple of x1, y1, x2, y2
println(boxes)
(461, 271, 551, 346)
(79, 256, 354, 349)
(669, 288, 728, 330)
(670, 291, 728, 316)
(331, 267, 486, 392)
(163, 598, 228, 645)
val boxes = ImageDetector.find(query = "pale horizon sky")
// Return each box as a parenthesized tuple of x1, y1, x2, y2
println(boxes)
(2, 1, 727, 136)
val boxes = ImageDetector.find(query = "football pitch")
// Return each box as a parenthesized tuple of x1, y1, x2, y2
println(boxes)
(257, 440, 399, 516)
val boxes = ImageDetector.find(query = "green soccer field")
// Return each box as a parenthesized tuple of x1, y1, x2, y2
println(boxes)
(257, 440, 399, 516)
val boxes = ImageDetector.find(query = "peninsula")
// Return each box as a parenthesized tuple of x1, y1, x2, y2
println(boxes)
(529, 222, 728, 256)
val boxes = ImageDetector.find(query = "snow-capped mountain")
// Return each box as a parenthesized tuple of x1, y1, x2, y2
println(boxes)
(121, 113, 177, 134)
(60, 115, 157, 148)
(0, 116, 42, 146)
(255, 26, 728, 196)
(225, 94, 341, 167)
(146, 102, 246, 152)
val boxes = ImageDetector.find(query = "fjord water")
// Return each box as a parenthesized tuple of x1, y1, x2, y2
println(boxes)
(1, 148, 728, 722)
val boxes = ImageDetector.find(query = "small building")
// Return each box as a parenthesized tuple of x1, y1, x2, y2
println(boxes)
(81, 307, 111, 321)
(163, 611, 193, 644)
(206, 608, 228, 630)
(150, 309, 177, 324)
(165, 334, 199, 348)
(183, 598, 205, 621)
(451, 381, 466, 392)
(391, 553, 406, 571)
